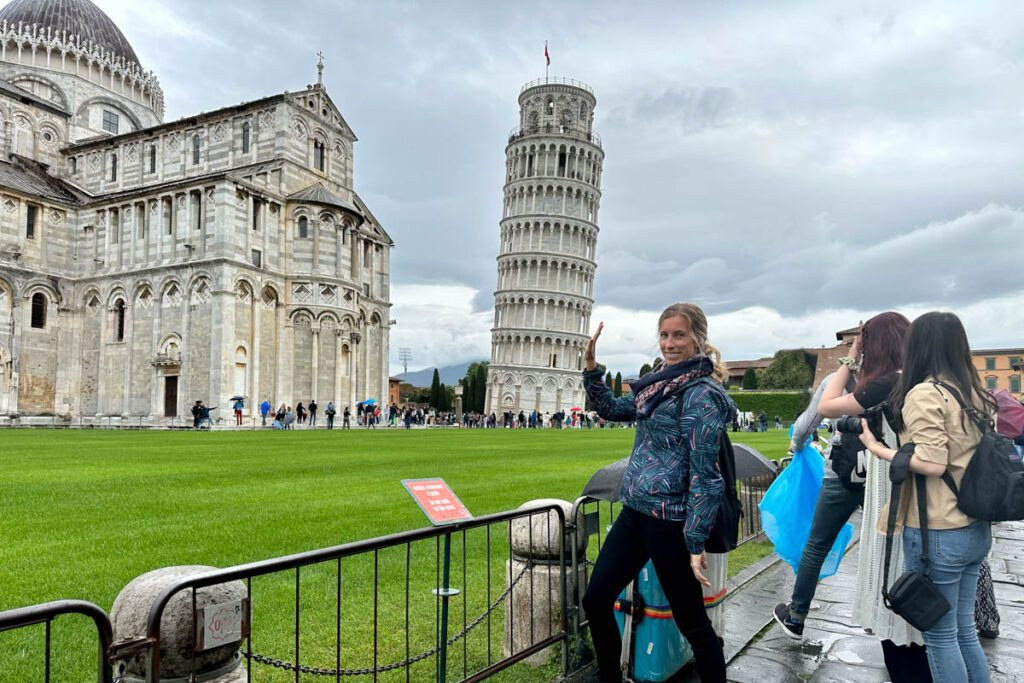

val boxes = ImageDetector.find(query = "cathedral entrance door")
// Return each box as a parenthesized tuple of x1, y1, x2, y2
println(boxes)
(164, 376, 179, 417)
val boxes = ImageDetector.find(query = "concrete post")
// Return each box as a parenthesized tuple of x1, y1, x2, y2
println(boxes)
(110, 565, 247, 682)
(504, 499, 587, 666)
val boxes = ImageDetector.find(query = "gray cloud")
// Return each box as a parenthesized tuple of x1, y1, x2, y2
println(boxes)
(98, 0, 1024, 368)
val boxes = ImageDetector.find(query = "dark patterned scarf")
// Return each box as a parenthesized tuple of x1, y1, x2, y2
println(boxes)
(631, 355, 714, 419)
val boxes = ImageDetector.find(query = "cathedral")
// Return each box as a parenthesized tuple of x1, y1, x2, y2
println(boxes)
(0, 0, 393, 423)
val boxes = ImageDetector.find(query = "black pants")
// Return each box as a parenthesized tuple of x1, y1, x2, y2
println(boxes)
(582, 507, 726, 683)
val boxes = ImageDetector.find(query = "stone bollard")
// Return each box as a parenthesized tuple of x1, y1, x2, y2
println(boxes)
(703, 552, 728, 636)
(504, 499, 587, 666)
(110, 566, 247, 682)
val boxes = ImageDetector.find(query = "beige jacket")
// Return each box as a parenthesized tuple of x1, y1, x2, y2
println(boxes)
(894, 379, 984, 529)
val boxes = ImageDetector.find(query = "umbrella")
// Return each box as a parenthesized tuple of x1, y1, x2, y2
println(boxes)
(991, 389, 1024, 438)
(230, 395, 245, 402)
(731, 443, 779, 479)
(569, 406, 583, 412)
(359, 398, 377, 406)
(580, 442, 778, 504)
(581, 457, 629, 502)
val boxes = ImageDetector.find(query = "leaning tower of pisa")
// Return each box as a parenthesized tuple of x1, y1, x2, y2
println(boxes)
(485, 78, 604, 417)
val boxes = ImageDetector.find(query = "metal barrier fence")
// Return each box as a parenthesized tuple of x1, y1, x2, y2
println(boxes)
(121, 502, 568, 683)
(0, 471, 782, 681)
(0, 599, 113, 683)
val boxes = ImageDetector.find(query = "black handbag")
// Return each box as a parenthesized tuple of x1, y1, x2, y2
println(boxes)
(881, 447, 951, 632)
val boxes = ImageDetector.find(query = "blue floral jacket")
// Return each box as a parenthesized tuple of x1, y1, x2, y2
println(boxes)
(583, 366, 732, 554)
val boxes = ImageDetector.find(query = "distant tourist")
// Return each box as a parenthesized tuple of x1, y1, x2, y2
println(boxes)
(309, 400, 318, 426)
(233, 397, 244, 426)
(260, 399, 271, 427)
(325, 402, 336, 429)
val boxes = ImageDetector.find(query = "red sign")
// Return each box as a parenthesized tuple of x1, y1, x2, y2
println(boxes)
(401, 478, 473, 526)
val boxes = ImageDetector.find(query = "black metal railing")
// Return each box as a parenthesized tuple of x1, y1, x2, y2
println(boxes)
(520, 77, 595, 96)
(0, 599, 114, 683)
(508, 125, 602, 149)
(135, 503, 568, 683)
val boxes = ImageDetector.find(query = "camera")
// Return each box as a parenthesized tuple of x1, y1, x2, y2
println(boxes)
(835, 415, 863, 434)
(835, 403, 888, 438)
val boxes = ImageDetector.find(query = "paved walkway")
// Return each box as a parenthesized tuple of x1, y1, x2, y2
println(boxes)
(685, 519, 1024, 682)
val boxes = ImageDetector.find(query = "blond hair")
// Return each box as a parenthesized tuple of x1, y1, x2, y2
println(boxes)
(658, 303, 729, 385)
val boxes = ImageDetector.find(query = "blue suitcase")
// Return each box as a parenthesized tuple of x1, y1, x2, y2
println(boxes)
(613, 560, 695, 682)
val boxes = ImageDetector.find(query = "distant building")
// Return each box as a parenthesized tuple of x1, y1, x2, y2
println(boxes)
(388, 377, 401, 407)
(972, 348, 1023, 400)
(805, 325, 861, 390)
(724, 359, 771, 387)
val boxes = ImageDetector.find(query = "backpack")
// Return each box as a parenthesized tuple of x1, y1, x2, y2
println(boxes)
(675, 379, 744, 553)
(931, 381, 1024, 522)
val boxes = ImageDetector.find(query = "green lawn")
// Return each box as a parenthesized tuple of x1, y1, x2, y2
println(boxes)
(0, 427, 791, 682)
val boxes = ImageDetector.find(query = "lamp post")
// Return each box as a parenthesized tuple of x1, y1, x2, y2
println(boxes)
(454, 384, 463, 425)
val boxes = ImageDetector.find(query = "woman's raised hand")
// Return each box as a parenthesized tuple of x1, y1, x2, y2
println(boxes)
(584, 322, 604, 371)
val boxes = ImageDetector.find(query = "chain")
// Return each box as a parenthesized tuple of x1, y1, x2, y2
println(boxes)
(241, 561, 535, 677)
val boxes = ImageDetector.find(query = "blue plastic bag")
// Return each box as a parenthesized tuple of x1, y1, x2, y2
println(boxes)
(759, 444, 854, 579)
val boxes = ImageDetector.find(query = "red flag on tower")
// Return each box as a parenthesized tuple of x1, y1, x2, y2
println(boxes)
(544, 42, 550, 66)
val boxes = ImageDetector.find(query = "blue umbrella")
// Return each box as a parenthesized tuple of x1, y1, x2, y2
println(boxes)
(359, 398, 377, 405)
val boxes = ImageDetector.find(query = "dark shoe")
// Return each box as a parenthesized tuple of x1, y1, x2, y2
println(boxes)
(978, 628, 999, 639)
(773, 603, 805, 640)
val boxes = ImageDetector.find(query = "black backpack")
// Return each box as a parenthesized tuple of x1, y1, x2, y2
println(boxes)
(676, 379, 744, 553)
(706, 430, 743, 552)
(932, 381, 1024, 522)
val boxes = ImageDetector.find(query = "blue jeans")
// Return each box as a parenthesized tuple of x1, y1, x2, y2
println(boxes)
(789, 477, 863, 616)
(903, 520, 992, 683)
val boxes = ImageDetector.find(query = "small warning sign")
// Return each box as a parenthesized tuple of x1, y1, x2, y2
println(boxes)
(401, 478, 473, 526)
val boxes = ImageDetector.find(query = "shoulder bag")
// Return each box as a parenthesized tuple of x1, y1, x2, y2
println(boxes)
(881, 445, 950, 632)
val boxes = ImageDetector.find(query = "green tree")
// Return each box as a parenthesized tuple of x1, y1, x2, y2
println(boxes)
(613, 372, 623, 397)
(742, 366, 759, 390)
(438, 383, 451, 410)
(605, 371, 613, 389)
(639, 363, 653, 378)
(759, 350, 813, 390)
(429, 368, 442, 408)
(461, 361, 490, 413)
(476, 364, 488, 412)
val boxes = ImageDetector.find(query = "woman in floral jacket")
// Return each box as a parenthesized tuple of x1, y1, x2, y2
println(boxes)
(581, 302, 732, 683)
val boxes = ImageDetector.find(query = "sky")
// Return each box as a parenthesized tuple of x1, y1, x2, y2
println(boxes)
(96, 0, 1024, 377)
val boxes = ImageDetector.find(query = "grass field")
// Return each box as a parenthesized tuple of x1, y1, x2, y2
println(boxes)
(0, 427, 792, 682)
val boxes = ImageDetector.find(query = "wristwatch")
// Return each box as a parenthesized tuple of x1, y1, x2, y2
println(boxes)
(837, 356, 860, 371)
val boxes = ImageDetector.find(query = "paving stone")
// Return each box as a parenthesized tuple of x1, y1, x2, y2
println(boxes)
(723, 652, 806, 683)
(1004, 560, 1024, 575)
(808, 661, 890, 682)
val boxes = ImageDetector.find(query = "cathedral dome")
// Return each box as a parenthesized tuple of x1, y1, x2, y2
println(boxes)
(0, 0, 141, 68)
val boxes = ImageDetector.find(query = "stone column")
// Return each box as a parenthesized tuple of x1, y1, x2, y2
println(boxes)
(277, 315, 293, 409)
(250, 293, 260, 413)
(310, 325, 320, 402)
(334, 330, 345, 410)
(122, 301, 133, 416)
(504, 499, 586, 666)
(111, 566, 248, 682)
